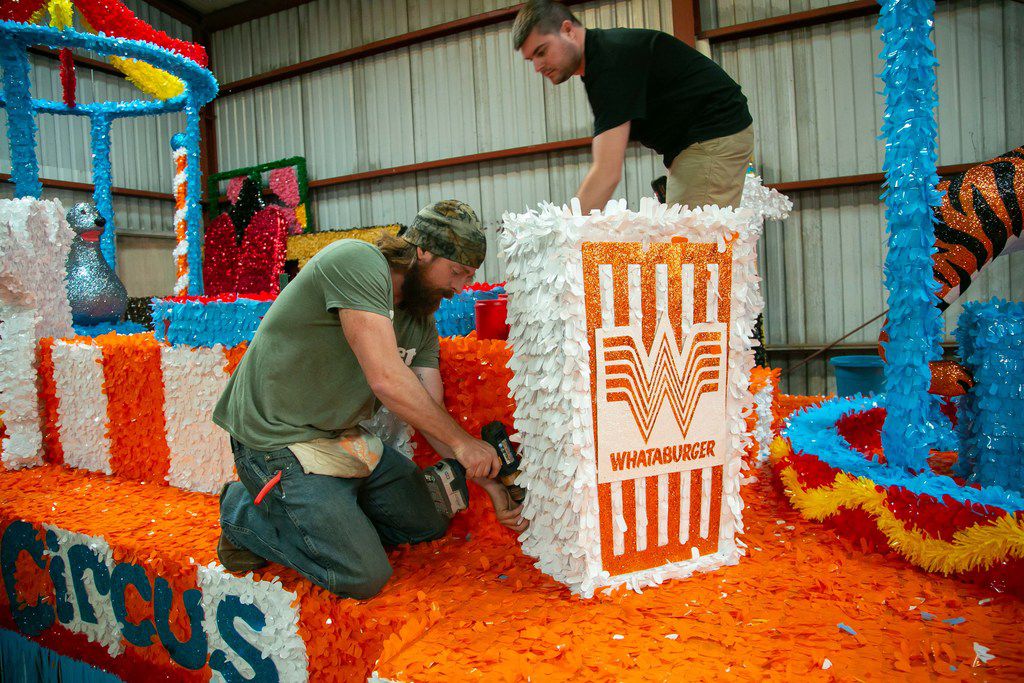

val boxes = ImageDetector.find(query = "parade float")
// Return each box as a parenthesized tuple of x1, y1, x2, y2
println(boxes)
(0, 0, 1021, 681)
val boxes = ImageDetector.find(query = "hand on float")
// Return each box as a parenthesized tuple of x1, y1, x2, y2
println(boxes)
(475, 477, 529, 533)
(452, 436, 501, 479)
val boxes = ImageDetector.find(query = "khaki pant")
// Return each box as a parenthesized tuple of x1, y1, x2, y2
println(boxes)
(666, 125, 754, 209)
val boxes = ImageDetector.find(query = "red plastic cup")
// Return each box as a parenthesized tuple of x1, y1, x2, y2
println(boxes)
(475, 298, 509, 340)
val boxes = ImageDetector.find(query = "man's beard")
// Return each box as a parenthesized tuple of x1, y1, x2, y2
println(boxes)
(400, 263, 455, 321)
(553, 47, 583, 84)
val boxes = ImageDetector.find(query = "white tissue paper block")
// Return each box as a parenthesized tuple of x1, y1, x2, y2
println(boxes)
(161, 345, 236, 494)
(198, 563, 309, 683)
(51, 340, 114, 475)
(0, 198, 74, 468)
(500, 176, 790, 596)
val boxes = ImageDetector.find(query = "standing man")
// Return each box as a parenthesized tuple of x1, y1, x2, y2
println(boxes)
(214, 200, 525, 600)
(513, 1, 753, 211)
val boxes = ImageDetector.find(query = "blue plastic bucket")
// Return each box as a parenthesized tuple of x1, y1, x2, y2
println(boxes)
(829, 355, 886, 397)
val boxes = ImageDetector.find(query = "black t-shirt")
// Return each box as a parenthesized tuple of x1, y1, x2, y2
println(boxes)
(581, 27, 752, 166)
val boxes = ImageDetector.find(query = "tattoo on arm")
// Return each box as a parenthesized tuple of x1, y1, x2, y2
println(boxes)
(412, 366, 444, 405)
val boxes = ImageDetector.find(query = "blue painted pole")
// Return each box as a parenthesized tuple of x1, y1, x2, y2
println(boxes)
(0, 41, 42, 198)
(90, 113, 117, 269)
(877, 0, 944, 472)
(183, 101, 205, 295)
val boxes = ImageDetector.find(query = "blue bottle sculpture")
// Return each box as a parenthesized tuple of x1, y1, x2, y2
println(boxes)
(65, 203, 128, 326)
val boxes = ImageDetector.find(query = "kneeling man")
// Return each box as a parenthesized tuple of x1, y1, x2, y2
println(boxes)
(214, 200, 524, 599)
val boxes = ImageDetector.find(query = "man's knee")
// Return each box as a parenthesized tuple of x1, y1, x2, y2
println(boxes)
(422, 511, 451, 543)
(328, 554, 393, 600)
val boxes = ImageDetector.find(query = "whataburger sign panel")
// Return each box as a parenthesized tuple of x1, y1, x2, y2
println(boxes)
(595, 318, 728, 484)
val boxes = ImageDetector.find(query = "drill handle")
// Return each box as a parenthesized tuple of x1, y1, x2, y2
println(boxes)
(481, 421, 520, 476)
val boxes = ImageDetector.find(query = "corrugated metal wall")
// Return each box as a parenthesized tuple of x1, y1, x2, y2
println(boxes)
(210, 0, 672, 280)
(207, 0, 1023, 393)
(209, 0, 1022, 394)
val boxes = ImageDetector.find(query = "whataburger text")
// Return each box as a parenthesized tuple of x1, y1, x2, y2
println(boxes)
(609, 439, 718, 473)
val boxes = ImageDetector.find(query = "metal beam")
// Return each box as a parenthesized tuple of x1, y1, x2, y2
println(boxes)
(301, 138, 976, 195)
(196, 27, 219, 214)
(671, 0, 701, 47)
(308, 138, 593, 189)
(767, 342, 957, 352)
(3, 150, 971, 213)
(0, 174, 175, 202)
(699, 0, 880, 43)
(769, 163, 974, 194)
(139, 0, 205, 31)
(217, 0, 590, 96)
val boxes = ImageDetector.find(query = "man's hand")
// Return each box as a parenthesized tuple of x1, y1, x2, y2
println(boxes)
(474, 477, 529, 533)
(452, 437, 501, 480)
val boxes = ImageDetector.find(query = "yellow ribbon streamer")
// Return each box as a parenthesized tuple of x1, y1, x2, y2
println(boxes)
(47, 0, 73, 29)
(43, 8, 185, 101)
(108, 56, 185, 100)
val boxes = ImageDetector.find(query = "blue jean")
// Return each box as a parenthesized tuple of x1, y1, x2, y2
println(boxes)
(219, 438, 449, 599)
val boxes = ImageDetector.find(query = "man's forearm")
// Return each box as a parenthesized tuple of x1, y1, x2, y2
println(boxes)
(371, 365, 467, 450)
(575, 164, 621, 213)
(424, 434, 456, 460)
(412, 369, 458, 460)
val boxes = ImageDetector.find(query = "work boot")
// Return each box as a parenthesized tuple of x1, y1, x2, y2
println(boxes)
(421, 459, 469, 518)
(217, 483, 267, 573)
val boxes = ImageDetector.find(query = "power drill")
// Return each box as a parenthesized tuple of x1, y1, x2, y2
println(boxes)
(481, 421, 526, 507)
(422, 458, 469, 519)
(421, 422, 525, 519)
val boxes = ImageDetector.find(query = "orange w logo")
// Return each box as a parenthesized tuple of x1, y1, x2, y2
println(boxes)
(598, 320, 725, 443)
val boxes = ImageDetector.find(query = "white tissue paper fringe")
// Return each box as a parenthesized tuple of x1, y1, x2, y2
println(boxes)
(198, 562, 309, 683)
(753, 375, 776, 463)
(42, 338, 238, 494)
(0, 199, 74, 468)
(500, 176, 789, 596)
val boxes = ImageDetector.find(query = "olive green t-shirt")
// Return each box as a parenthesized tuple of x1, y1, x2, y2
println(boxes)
(212, 239, 440, 451)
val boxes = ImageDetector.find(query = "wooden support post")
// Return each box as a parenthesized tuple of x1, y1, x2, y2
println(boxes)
(672, 0, 702, 47)
(196, 28, 218, 212)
